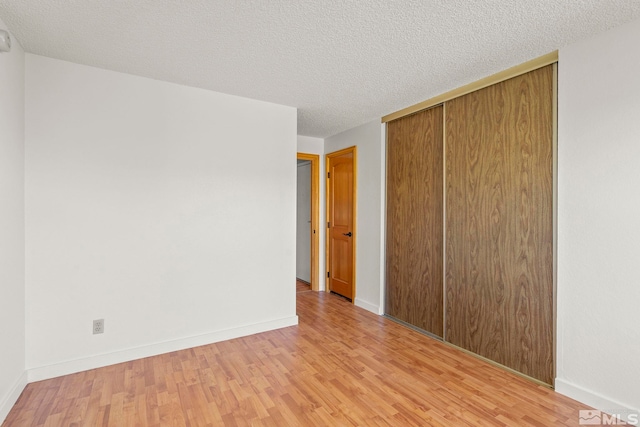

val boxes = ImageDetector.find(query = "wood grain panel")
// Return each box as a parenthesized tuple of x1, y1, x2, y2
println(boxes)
(445, 65, 554, 385)
(4, 292, 589, 427)
(386, 106, 444, 337)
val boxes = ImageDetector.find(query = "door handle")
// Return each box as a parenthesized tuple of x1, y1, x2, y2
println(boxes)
(343, 232, 352, 237)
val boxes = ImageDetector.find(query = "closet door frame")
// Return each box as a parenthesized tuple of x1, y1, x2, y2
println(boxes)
(382, 53, 558, 388)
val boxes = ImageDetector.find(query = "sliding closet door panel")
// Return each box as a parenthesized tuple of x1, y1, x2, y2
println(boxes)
(386, 106, 443, 337)
(445, 66, 553, 384)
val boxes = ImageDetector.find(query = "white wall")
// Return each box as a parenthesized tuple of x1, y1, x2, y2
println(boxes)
(325, 121, 385, 314)
(25, 55, 298, 380)
(557, 18, 640, 419)
(0, 19, 27, 423)
(297, 135, 326, 290)
(296, 162, 311, 281)
(297, 135, 324, 157)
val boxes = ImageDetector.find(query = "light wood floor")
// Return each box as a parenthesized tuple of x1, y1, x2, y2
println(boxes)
(4, 290, 591, 426)
(295, 279, 311, 294)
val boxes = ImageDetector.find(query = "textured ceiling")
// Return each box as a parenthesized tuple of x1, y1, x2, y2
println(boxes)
(1, 1, 640, 137)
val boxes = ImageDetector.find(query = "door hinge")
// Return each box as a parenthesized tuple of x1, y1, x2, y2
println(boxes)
(327, 222, 330, 228)
(327, 172, 330, 179)
(327, 271, 330, 278)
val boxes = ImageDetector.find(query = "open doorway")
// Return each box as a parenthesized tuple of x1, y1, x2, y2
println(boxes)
(296, 153, 320, 291)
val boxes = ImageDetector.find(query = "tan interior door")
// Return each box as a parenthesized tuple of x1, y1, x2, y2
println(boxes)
(327, 148, 355, 300)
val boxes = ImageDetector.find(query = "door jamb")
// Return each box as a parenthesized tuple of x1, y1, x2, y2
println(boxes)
(325, 146, 357, 299)
(297, 153, 320, 291)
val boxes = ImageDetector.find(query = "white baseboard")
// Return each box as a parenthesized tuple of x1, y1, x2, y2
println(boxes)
(27, 315, 298, 383)
(354, 298, 381, 315)
(555, 378, 639, 424)
(0, 370, 27, 425)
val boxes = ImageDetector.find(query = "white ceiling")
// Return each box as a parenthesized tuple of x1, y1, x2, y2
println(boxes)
(1, 1, 640, 137)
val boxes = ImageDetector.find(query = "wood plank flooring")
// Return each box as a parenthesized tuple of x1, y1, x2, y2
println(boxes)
(4, 290, 591, 426)
(296, 279, 311, 294)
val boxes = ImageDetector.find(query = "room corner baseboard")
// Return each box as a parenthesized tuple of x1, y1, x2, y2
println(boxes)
(0, 370, 28, 425)
(354, 298, 381, 315)
(555, 378, 639, 424)
(27, 315, 298, 383)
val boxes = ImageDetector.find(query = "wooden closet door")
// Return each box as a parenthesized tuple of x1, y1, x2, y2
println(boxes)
(445, 65, 554, 384)
(386, 106, 443, 337)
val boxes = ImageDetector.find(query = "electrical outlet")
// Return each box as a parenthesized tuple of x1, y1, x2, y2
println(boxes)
(93, 319, 104, 334)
